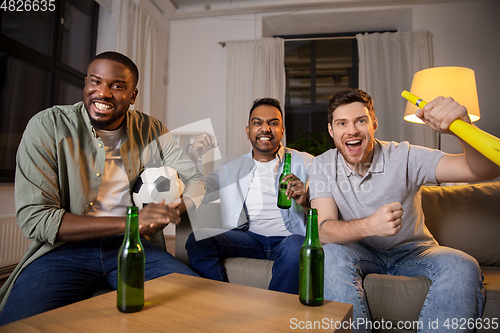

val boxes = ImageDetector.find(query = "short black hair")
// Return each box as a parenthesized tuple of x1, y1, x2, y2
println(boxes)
(327, 88, 375, 124)
(249, 98, 283, 121)
(90, 51, 139, 87)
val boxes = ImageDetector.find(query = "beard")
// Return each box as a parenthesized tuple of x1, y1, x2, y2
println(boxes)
(84, 100, 126, 131)
(336, 138, 375, 173)
(88, 115, 122, 130)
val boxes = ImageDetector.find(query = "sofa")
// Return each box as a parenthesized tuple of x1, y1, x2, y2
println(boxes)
(176, 181, 500, 332)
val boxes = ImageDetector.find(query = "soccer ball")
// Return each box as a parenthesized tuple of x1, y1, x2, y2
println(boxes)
(132, 166, 185, 209)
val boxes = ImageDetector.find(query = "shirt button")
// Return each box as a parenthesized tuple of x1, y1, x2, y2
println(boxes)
(96, 173, 101, 177)
(89, 202, 94, 207)
(99, 143, 103, 148)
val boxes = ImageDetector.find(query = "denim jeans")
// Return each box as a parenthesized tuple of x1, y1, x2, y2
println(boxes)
(323, 242, 485, 333)
(0, 235, 198, 326)
(185, 229, 305, 294)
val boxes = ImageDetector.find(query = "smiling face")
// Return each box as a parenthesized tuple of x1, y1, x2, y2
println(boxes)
(246, 105, 284, 162)
(83, 59, 138, 130)
(328, 102, 378, 173)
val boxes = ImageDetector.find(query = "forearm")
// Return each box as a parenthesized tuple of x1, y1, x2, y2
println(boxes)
(56, 212, 126, 242)
(319, 218, 370, 245)
(460, 134, 500, 180)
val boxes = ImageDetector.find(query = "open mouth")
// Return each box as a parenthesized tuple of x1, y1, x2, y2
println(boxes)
(258, 136, 272, 143)
(345, 139, 362, 153)
(93, 101, 113, 112)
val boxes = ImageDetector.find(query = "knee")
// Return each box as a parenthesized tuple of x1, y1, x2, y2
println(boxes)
(276, 235, 304, 262)
(436, 248, 481, 283)
(282, 234, 305, 249)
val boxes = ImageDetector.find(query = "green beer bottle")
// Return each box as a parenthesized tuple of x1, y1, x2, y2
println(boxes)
(117, 206, 145, 313)
(277, 152, 292, 209)
(299, 208, 324, 306)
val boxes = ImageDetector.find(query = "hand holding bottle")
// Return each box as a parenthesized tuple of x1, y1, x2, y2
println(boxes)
(281, 174, 310, 209)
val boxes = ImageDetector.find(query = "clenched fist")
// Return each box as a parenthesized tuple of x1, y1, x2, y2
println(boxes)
(367, 202, 404, 237)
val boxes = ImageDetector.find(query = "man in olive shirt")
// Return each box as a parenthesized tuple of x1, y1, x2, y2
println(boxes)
(0, 52, 205, 325)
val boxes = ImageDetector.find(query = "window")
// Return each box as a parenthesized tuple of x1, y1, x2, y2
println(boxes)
(0, 0, 99, 182)
(281, 33, 359, 155)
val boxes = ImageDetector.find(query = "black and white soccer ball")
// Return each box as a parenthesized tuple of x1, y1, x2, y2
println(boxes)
(132, 166, 185, 209)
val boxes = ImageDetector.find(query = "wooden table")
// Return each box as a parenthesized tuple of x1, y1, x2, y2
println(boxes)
(1, 273, 353, 332)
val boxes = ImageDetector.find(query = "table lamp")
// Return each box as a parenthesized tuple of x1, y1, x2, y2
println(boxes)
(403, 66, 480, 124)
(402, 66, 500, 167)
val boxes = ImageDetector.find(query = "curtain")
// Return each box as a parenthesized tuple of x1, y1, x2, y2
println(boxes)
(116, 0, 156, 114)
(225, 38, 285, 160)
(357, 31, 437, 148)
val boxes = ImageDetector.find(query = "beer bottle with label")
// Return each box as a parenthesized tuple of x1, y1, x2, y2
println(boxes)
(117, 206, 145, 313)
(277, 152, 292, 209)
(299, 208, 324, 306)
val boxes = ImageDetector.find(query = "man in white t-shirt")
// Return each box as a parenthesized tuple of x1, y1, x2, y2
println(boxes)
(186, 98, 314, 294)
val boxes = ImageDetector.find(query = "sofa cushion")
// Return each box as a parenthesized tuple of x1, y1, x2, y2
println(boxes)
(224, 257, 273, 290)
(364, 274, 431, 331)
(478, 266, 500, 332)
(421, 182, 500, 266)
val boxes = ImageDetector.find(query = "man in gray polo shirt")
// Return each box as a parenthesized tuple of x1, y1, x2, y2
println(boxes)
(309, 88, 500, 333)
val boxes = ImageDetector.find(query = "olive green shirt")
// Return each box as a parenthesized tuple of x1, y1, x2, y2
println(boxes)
(0, 102, 205, 309)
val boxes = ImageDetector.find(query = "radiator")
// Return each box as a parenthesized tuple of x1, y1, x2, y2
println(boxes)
(0, 215, 30, 268)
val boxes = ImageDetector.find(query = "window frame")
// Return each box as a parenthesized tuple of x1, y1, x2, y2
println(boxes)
(0, 0, 99, 182)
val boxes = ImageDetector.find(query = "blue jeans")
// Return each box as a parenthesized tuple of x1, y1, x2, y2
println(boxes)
(324, 242, 485, 333)
(185, 229, 304, 294)
(0, 235, 197, 326)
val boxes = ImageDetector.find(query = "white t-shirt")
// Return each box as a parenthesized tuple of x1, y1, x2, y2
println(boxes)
(246, 158, 291, 237)
(87, 126, 133, 217)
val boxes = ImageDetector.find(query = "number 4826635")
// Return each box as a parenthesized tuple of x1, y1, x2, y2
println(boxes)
(1, 0, 56, 11)
(443, 318, 498, 330)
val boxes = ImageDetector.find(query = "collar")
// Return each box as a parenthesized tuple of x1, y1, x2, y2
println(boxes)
(276, 143, 285, 163)
(370, 139, 385, 173)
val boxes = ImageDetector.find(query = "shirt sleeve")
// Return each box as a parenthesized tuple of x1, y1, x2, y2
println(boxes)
(407, 145, 445, 186)
(15, 113, 65, 245)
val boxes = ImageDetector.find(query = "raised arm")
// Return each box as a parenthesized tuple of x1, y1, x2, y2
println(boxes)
(415, 96, 500, 183)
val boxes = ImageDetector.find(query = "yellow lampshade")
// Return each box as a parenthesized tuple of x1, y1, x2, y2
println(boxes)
(403, 66, 480, 123)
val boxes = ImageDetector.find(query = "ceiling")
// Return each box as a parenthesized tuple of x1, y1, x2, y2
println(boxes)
(159, 0, 470, 19)
(170, 0, 252, 8)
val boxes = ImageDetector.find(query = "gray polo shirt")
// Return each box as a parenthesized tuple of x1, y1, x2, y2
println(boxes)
(309, 139, 444, 250)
